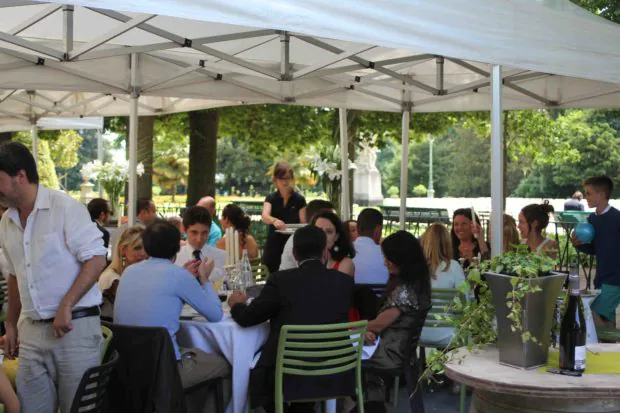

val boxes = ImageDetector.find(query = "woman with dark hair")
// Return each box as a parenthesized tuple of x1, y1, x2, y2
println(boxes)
(518, 202, 557, 258)
(310, 211, 356, 277)
(261, 162, 307, 272)
(362, 231, 431, 413)
(451, 208, 490, 268)
(216, 204, 259, 260)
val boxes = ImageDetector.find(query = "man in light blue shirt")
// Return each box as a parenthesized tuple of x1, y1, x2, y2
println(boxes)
(114, 220, 230, 389)
(352, 208, 389, 285)
(198, 196, 222, 247)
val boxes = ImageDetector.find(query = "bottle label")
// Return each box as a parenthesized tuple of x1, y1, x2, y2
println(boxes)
(574, 346, 586, 371)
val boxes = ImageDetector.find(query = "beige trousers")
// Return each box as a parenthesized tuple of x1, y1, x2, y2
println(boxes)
(16, 316, 102, 413)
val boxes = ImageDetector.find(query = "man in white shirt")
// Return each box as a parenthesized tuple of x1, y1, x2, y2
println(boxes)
(352, 208, 388, 284)
(0, 142, 107, 413)
(175, 206, 226, 270)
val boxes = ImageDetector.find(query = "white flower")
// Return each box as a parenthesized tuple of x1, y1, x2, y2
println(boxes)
(136, 162, 145, 176)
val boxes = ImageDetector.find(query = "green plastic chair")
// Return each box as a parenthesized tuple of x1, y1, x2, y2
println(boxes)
(251, 263, 270, 285)
(274, 320, 368, 413)
(419, 287, 467, 413)
(100, 325, 113, 363)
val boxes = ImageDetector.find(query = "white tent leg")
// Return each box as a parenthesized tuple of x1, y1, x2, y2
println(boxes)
(127, 53, 139, 226)
(399, 110, 410, 230)
(490, 64, 504, 257)
(30, 122, 38, 162)
(97, 128, 104, 197)
(339, 108, 350, 220)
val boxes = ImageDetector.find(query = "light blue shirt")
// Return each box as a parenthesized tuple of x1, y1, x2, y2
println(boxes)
(208, 222, 222, 247)
(352, 236, 389, 285)
(114, 257, 223, 359)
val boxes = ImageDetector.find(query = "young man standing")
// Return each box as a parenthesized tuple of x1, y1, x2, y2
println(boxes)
(175, 206, 226, 270)
(0, 142, 107, 413)
(573, 175, 620, 328)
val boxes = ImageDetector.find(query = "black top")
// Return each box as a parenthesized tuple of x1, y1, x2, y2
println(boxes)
(97, 223, 110, 249)
(564, 199, 585, 211)
(264, 190, 307, 232)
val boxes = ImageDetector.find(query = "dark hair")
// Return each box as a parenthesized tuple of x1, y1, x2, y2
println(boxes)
(450, 208, 482, 257)
(305, 199, 334, 222)
(137, 199, 153, 214)
(293, 225, 327, 262)
(311, 211, 356, 261)
(273, 161, 294, 180)
(222, 204, 252, 246)
(584, 175, 614, 199)
(182, 206, 212, 229)
(521, 202, 554, 235)
(381, 230, 431, 304)
(142, 220, 181, 259)
(0, 142, 39, 184)
(87, 198, 110, 221)
(357, 208, 383, 237)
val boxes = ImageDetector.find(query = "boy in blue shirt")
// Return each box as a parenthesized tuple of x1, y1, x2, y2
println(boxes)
(572, 175, 620, 328)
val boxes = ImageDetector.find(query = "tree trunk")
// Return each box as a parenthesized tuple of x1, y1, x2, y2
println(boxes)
(187, 109, 218, 207)
(137, 116, 155, 200)
(0, 131, 12, 144)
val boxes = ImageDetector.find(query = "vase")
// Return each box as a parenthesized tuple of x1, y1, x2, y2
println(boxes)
(485, 271, 566, 369)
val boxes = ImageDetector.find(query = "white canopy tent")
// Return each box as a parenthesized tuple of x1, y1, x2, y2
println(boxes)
(1, 0, 619, 255)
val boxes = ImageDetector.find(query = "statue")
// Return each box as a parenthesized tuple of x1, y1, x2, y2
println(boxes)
(354, 134, 383, 206)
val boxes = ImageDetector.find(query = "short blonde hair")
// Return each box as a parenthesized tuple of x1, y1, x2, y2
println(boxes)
(107, 226, 144, 274)
(421, 223, 453, 278)
(503, 214, 520, 252)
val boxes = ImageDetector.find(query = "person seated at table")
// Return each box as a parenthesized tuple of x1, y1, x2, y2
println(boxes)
(517, 202, 557, 258)
(216, 204, 259, 260)
(197, 196, 223, 247)
(114, 220, 230, 389)
(87, 197, 112, 249)
(311, 210, 355, 277)
(363, 231, 432, 413)
(175, 206, 226, 270)
(167, 216, 187, 247)
(228, 226, 354, 413)
(352, 208, 389, 285)
(564, 191, 585, 211)
(98, 225, 146, 319)
(344, 219, 359, 242)
(279, 199, 334, 270)
(451, 208, 490, 268)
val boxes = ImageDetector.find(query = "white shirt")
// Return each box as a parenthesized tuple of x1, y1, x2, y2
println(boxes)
(431, 260, 466, 289)
(279, 235, 297, 271)
(174, 242, 226, 272)
(352, 236, 389, 284)
(0, 186, 107, 320)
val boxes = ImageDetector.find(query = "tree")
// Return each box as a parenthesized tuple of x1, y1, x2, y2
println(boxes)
(138, 116, 155, 199)
(153, 155, 189, 201)
(49, 130, 83, 190)
(187, 109, 218, 206)
(216, 137, 273, 195)
(13, 132, 59, 189)
(571, 0, 620, 23)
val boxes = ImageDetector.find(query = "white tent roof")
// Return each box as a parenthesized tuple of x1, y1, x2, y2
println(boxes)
(0, 0, 619, 118)
(0, 114, 103, 132)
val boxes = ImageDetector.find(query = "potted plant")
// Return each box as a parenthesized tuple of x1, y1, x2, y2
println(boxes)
(423, 247, 564, 379)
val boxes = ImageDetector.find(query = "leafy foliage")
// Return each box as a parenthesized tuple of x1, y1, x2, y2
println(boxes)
(13, 132, 59, 189)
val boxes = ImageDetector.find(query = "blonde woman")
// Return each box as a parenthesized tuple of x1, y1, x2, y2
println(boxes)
(99, 226, 147, 318)
(503, 214, 521, 252)
(422, 223, 466, 289)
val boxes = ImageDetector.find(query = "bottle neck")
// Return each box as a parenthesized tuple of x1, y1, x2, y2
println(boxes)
(569, 275, 580, 296)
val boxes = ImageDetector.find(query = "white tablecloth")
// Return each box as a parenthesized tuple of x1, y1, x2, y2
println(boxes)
(177, 314, 269, 413)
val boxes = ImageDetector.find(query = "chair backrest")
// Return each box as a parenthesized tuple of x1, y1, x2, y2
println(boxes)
(0, 276, 8, 304)
(425, 288, 464, 328)
(251, 263, 270, 284)
(274, 321, 368, 406)
(100, 326, 113, 363)
(363, 283, 387, 299)
(69, 349, 119, 413)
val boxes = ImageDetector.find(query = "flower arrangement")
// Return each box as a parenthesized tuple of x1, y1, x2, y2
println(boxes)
(81, 160, 144, 216)
(305, 144, 355, 212)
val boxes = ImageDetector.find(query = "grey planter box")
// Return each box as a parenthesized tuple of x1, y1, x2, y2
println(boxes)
(485, 271, 566, 369)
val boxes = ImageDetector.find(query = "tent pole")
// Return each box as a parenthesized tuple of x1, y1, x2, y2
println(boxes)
(30, 122, 38, 162)
(128, 53, 139, 226)
(490, 64, 504, 257)
(338, 108, 350, 220)
(399, 109, 410, 230)
(97, 128, 104, 197)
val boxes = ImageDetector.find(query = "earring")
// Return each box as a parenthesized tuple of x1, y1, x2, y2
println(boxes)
(333, 245, 339, 252)
(121, 256, 127, 268)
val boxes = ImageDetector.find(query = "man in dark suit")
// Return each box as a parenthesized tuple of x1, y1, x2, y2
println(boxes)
(228, 226, 354, 413)
(87, 198, 111, 249)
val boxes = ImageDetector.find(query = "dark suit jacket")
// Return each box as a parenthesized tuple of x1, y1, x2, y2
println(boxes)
(97, 222, 110, 249)
(231, 260, 354, 406)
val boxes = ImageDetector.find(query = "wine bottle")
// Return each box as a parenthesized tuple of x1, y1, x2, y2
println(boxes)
(559, 263, 586, 373)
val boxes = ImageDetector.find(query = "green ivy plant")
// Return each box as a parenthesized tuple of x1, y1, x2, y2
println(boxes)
(421, 246, 558, 383)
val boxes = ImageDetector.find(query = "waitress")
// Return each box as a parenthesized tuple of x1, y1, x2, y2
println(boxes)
(261, 162, 307, 272)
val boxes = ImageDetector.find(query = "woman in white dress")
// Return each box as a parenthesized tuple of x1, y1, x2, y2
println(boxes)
(98, 226, 146, 319)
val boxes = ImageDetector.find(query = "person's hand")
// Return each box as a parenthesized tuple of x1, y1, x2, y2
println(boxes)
(198, 257, 215, 285)
(273, 219, 286, 230)
(571, 231, 583, 246)
(472, 222, 483, 240)
(183, 259, 200, 276)
(53, 304, 73, 338)
(4, 324, 18, 359)
(228, 291, 248, 307)
(364, 331, 377, 345)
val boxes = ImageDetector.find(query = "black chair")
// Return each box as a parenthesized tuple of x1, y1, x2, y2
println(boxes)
(362, 309, 429, 413)
(363, 284, 387, 299)
(69, 349, 119, 413)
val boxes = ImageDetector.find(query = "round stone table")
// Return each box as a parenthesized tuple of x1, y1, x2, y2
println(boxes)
(445, 344, 620, 413)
